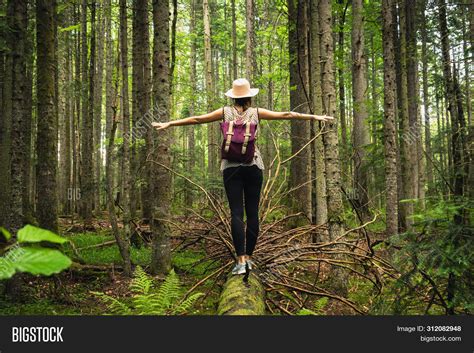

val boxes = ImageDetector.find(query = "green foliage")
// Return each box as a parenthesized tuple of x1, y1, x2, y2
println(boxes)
(296, 297, 329, 315)
(0, 225, 72, 279)
(63, 232, 151, 266)
(59, 24, 80, 33)
(93, 266, 203, 315)
(17, 224, 68, 244)
(172, 249, 220, 276)
(388, 199, 473, 314)
(8, 247, 71, 276)
(0, 227, 11, 241)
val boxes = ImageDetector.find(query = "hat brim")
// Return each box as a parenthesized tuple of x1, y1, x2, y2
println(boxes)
(225, 88, 259, 98)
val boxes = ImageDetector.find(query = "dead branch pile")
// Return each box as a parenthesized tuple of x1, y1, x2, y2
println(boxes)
(151, 137, 399, 315)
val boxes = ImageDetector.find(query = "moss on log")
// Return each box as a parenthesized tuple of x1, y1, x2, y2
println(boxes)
(217, 272, 266, 315)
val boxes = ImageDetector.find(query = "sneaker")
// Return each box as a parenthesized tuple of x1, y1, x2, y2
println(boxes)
(246, 259, 256, 270)
(231, 262, 247, 275)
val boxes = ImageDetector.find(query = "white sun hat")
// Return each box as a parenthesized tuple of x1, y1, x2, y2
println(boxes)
(225, 78, 259, 98)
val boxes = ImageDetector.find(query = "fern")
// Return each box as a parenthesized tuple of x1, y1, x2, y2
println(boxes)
(153, 269, 181, 311)
(174, 292, 205, 314)
(296, 297, 329, 316)
(93, 266, 203, 315)
(91, 291, 132, 315)
(130, 266, 153, 295)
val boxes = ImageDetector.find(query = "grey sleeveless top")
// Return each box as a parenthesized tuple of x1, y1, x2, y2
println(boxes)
(220, 106, 265, 172)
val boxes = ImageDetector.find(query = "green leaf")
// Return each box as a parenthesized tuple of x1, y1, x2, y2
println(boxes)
(13, 247, 72, 276)
(17, 225, 68, 244)
(59, 23, 80, 33)
(0, 227, 11, 241)
(0, 258, 15, 279)
(296, 308, 318, 315)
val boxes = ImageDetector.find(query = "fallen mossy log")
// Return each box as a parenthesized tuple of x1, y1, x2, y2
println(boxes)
(217, 272, 266, 315)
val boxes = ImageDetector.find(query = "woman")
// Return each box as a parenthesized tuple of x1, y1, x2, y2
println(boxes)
(152, 78, 333, 275)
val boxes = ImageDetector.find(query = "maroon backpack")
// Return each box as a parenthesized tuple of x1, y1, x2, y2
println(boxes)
(220, 107, 258, 163)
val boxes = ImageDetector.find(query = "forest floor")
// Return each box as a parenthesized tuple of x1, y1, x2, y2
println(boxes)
(0, 215, 443, 315)
(0, 216, 224, 315)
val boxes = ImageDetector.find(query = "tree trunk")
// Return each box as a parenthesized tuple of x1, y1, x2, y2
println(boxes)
(5, 0, 27, 233)
(309, 0, 327, 228)
(382, 0, 399, 239)
(59, 8, 72, 216)
(420, 0, 433, 191)
(120, 0, 133, 275)
(23, 9, 33, 224)
(405, 0, 421, 203)
(437, 0, 468, 314)
(0, 0, 7, 227)
(36, 0, 58, 232)
(106, 89, 132, 277)
(337, 0, 348, 187)
(135, 0, 152, 223)
(351, 0, 370, 218)
(288, 0, 312, 223)
(79, 0, 94, 226)
(185, 0, 197, 213)
(203, 0, 217, 178)
(245, 0, 256, 84)
(396, 0, 413, 231)
(94, 4, 105, 212)
(169, 0, 178, 87)
(72, 4, 81, 217)
(462, 7, 474, 199)
(217, 273, 266, 315)
(150, 0, 172, 274)
(318, 0, 348, 295)
(231, 0, 237, 81)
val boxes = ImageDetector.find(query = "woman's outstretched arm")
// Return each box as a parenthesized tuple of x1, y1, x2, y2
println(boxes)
(258, 108, 334, 122)
(152, 108, 223, 131)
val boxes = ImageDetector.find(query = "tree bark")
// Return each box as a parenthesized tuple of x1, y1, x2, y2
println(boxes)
(245, 0, 256, 84)
(36, 0, 58, 232)
(217, 273, 266, 315)
(5, 0, 27, 233)
(133, 0, 152, 223)
(382, 0, 399, 239)
(23, 7, 33, 223)
(351, 0, 370, 218)
(437, 0, 468, 314)
(150, 0, 172, 274)
(106, 89, 132, 277)
(337, 0, 348, 187)
(79, 0, 94, 226)
(203, 0, 217, 177)
(231, 0, 237, 81)
(396, 0, 413, 231)
(420, 0, 433, 191)
(120, 0, 133, 276)
(185, 0, 197, 212)
(318, 0, 348, 295)
(405, 0, 421, 202)
(288, 0, 312, 224)
(0, 0, 7, 227)
(309, 0, 327, 228)
(94, 4, 105, 212)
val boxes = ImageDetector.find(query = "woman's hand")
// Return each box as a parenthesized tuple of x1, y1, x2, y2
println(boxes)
(313, 115, 334, 122)
(152, 122, 171, 131)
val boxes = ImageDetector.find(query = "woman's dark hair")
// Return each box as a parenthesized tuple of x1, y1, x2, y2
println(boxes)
(233, 97, 252, 110)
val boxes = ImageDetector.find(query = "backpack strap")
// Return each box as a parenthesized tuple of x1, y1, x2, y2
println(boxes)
(224, 121, 234, 153)
(241, 121, 252, 154)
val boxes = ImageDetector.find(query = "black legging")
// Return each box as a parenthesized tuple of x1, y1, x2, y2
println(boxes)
(223, 165, 263, 257)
